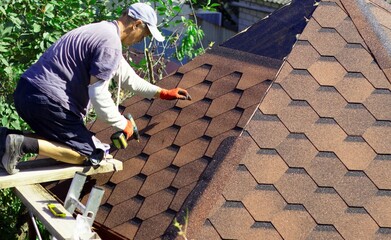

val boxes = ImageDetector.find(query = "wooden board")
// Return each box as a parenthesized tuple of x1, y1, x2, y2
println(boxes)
(14, 184, 77, 240)
(0, 158, 122, 189)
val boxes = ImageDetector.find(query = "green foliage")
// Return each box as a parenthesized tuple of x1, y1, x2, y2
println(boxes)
(174, 16, 205, 61)
(173, 210, 191, 240)
(0, 0, 127, 97)
(0, 188, 24, 239)
(0, 97, 30, 131)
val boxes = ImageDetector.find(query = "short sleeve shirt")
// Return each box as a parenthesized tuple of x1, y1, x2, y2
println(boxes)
(21, 21, 122, 117)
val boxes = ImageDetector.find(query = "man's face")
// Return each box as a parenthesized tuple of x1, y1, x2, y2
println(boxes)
(122, 21, 151, 46)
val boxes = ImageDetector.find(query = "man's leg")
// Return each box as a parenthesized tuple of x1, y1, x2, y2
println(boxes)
(7, 78, 102, 174)
(37, 138, 86, 164)
(1, 133, 87, 174)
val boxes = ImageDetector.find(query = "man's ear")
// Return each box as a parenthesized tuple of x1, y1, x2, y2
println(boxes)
(134, 19, 144, 28)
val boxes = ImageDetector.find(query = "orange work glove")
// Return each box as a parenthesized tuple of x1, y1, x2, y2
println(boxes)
(123, 119, 134, 140)
(159, 88, 192, 100)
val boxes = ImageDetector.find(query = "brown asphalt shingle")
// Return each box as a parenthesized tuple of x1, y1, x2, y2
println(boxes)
(43, 0, 391, 239)
(186, 0, 391, 239)
(80, 47, 281, 239)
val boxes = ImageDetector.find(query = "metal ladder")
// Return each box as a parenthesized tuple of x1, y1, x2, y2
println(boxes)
(30, 172, 105, 240)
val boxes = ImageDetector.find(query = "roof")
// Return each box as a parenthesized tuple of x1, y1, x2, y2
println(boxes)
(222, 0, 317, 59)
(186, 0, 391, 239)
(44, 0, 391, 239)
(45, 46, 281, 239)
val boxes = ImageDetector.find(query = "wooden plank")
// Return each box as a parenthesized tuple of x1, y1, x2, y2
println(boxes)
(0, 158, 122, 189)
(14, 184, 77, 240)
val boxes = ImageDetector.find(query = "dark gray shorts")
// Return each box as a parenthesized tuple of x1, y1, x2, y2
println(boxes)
(13, 78, 102, 163)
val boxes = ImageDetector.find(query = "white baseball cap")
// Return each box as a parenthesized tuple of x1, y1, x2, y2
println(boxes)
(127, 3, 165, 42)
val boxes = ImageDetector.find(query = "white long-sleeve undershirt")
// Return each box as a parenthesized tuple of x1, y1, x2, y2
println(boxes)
(88, 56, 161, 131)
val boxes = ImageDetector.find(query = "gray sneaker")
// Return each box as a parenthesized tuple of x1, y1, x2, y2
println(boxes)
(2, 134, 24, 174)
(0, 127, 7, 167)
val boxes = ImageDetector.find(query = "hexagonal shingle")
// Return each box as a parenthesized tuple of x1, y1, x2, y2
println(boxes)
(336, 72, 374, 104)
(304, 187, 347, 225)
(205, 109, 242, 137)
(308, 56, 346, 86)
(242, 185, 287, 221)
(247, 112, 289, 149)
(142, 127, 179, 155)
(104, 198, 143, 228)
(171, 158, 208, 188)
(138, 168, 177, 197)
(287, 41, 320, 70)
(242, 149, 288, 184)
(223, 165, 258, 201)
(276, 133, 318, 168)
(335, 43, 373, 72)
(209, 201, 255, 239)
(177, 64, 210, 89)
(334, 136, 376, 170)
(277, 100, 319, 133)
(141, 148, 177, 175)
(279, 69, 319, 101)
(362, 61, 391, 89)
(259, 83, 291, 115)
(271, 204, 317, 240)
(308, 28, 347, 56)
(365, 191, 391, 227)
(306, 152, 347, 187)
(136, 189, 175, 220)
(274, 62, 294, 84)
(363, 121, 391, 154)
(172, 138, 209, 167)
(299, 17, 321, 42)
(146, 109, 179, 135)
(175, 100, 210, 127)
(336, 17, 367, 46)
(107, 176, 144, 206)
(307, 86, 347, 118)
(334, 171, 378, 207)
(364, 89, 391, 121)
(365, 155, 391, 189)
(312, 1, 347, 28)
(205, 72, 241, 100)
(134, 212, 174, 240)
(305, 118, 347, 153)
(334, 103, 376, 136)
(205, 91, 241, 118)
(174, 118, 209, 146)
(275, 168, 317, 204)
(334, 207, 378, 239)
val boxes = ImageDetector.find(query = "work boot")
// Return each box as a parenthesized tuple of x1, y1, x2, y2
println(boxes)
(2, 134, 24, 174)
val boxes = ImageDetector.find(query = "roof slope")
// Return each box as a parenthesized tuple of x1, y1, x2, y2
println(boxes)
(222, 0, 317, 59)
(81, 47, 280, 239)
(43, 0, 315, 239)
(187, 0, 391, 239)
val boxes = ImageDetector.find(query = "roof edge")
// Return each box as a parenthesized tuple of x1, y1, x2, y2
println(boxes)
(163, 135, 253, 239)
(341, 0, 391, 71)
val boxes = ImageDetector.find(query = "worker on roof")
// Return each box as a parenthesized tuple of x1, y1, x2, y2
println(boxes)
(0, 2, 191, 175)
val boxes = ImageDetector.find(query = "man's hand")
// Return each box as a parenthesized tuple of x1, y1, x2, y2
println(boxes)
(160, 88, 192, 100)
(123, 119, 134, 140)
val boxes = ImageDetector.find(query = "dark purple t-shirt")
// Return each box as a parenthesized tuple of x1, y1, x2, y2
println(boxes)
(21, 21, 122, 117)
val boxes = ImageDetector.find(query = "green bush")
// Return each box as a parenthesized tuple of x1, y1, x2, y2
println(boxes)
(0, 0, 216, 238)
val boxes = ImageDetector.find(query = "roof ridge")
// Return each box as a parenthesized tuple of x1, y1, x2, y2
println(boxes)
(368, 0, 391, 12)
(340, 0, 391, 72)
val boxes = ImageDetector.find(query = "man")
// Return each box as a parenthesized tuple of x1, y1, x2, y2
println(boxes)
(0, 3, 191, 175)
